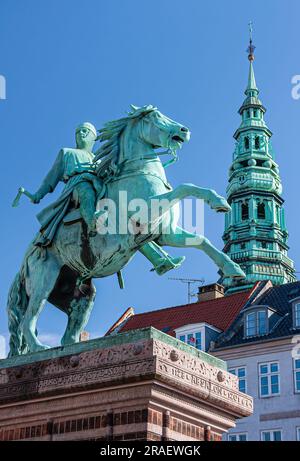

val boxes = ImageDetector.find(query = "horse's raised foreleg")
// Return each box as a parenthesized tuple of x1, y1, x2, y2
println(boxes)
(61, 282, 96, 346)
(157, 226, 246, 280)
(150, 183, 231, 213)
(21, 252, 61, 352)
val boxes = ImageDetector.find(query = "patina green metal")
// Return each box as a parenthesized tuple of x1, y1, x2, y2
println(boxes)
(0, 327, 227, 371)
(7, 105, 245, 357)
(221, 38, 296, 291)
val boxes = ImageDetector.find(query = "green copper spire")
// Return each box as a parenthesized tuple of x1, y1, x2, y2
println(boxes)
(245, 22, 259, 96)
(221, 26, 296, 292)
(246, 61, 258, 96)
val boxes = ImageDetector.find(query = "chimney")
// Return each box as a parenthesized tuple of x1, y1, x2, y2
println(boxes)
(197, 283, 224, 302)
(79, 331, 90, 342)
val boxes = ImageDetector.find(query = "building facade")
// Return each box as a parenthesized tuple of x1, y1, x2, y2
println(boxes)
(108, 281, 300, 441)
(213, 281, 300, 441)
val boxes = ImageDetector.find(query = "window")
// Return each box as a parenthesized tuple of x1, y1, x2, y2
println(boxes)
(297, 427, 300, 441)
(229, 367, 247, 393)
(259, 362, 280, 397)
(294, 359, 300, 393)
(228, 433, 248, 441)
(195, 332, 202, 350)
(244, 136, 250, 149)
(187, 333, 194, 346)
(255, 136, 260, 149)
(257, 202, 266, 219)
(246, 110, 250, 119)
(241, 203, 249, 220)
(261, 430, 282, 441)
(295, 303, 300, 328)
(245, 310, 267, 337)
(179, 332, 202, 350)
(253, 109, 258, 117)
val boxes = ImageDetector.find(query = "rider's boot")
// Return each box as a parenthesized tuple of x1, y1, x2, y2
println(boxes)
(80, 203, 98, 237)
(139, 241, 185, 276)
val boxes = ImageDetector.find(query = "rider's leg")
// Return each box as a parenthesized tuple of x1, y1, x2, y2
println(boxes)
(139, 241, 185, 276)
(75, 182, 97, 234)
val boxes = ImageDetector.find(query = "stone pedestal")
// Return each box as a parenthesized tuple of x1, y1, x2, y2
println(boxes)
(0, 328, 253, 441)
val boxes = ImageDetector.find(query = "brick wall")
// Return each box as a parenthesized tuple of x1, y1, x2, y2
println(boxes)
(0, 407, 215, 441)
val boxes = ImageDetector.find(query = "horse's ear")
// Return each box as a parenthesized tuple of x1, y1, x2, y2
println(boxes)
(130, 104, 139, 112)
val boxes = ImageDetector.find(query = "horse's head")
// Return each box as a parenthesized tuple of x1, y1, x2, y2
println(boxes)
(137, 105, 191, 152)
(95, 105, 191, 176)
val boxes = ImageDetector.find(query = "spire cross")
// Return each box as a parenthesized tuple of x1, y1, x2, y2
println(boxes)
(247, 21, 256, 61)
(249, 21, 253, 41)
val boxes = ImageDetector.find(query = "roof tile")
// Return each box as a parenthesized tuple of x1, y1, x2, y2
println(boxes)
(119, 288, 255, 336)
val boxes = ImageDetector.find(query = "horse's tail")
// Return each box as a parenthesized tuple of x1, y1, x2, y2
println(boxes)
(7, 269, 28, 357)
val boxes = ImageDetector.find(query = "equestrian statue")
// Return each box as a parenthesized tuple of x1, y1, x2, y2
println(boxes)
(7, 105, 245, 356)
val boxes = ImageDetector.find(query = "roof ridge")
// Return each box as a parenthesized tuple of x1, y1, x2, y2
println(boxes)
(130, 288, 253, 319)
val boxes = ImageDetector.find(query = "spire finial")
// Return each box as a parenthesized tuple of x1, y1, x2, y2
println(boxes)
(247, 21, 256, 62)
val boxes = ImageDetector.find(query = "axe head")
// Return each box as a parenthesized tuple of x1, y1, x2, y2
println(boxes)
(12, 187, 25, 208)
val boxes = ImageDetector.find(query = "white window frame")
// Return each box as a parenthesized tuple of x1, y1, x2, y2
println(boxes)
(294, 303, 300, 328)
(261, 429, 282, 441)
(228, 432, 248, 441)
(259, 361, 280, 398)
(244, 308, 268, 337)
(175, 323, 221, 352)
(228, 366, 247, 394)
(293, 358, 300, 394)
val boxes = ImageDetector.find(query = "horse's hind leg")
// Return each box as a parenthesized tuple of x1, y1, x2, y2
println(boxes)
(61, 282, 96, 346)
(21, 252, 61, 353)
(157, 226, 246, 280)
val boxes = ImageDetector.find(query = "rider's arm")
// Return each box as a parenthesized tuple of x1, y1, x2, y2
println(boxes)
(32, 150, 64, 203)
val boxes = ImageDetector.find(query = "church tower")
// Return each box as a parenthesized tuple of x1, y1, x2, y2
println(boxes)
(221, 28, 296, 292)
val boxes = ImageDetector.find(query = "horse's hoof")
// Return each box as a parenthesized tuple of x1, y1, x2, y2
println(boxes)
(29, 344, 50, 353)
(216, 206, 231, 213)
(222, 261, 246, 280)
(209, 196, 231, 213)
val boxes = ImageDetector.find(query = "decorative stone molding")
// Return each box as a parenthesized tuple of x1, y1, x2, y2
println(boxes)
(0, 328, 253, 440)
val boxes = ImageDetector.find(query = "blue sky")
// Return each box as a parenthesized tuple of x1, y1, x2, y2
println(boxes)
(0, 0, 299, 353)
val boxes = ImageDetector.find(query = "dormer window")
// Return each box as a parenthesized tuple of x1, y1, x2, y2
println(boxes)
(175, 323, 221, 353)
(245, 309, 268, 337)
(294, 303, 300, 328)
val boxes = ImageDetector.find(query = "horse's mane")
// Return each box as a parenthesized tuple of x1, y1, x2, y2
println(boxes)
(94, 105, 156, 179)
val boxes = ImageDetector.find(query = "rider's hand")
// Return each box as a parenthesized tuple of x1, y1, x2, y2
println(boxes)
(31, 193, 41, 204)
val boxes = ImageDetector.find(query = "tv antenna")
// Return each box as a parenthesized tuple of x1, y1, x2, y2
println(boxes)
(168, 277, 205, 304)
